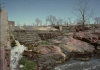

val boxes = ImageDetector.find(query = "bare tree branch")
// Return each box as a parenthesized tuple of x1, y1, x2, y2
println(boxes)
(46, 15, 57, 26)
(35, 18, 42, 26)
(74, 0, 93, 26)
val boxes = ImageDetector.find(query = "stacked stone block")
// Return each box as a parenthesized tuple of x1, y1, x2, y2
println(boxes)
(0, 9, 10, 70)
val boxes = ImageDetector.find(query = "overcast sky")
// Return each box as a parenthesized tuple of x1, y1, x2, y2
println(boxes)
(1, 0, 100, 25)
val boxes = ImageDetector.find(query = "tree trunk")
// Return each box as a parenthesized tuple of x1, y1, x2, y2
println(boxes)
(82, 13, 85, 27)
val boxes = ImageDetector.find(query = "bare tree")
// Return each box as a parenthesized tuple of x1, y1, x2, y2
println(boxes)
(35, 18, 42, 26)
(68, 17, 72, 25)
(76, 18, 83, 25)
(74, 0, 93, 26)
(57, 18, 63, 25)
(45, 21, 48, 26)
(23, 23, 26, 27)
(39, 20, 42, 26)
(46, 15, 57, 26)
(64, 20, 68, 26)
(94, 17, 100, 24)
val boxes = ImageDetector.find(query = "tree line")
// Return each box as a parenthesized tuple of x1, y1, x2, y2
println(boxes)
(17, 0, 100, 26)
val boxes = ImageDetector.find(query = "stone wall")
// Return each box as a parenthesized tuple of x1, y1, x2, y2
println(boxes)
(8, 21, 15, 33)
(14, 30, 62, 44)
(0, 10, 10, 47)
(0, 9, 11, 70)
(5, 49, 11, 70)
(14, 30, 40, 44)
(62, 26, 76, 32)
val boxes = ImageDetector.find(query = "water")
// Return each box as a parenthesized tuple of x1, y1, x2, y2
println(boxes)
(11, 40, 27, 70)
(53, 58, 100, 70)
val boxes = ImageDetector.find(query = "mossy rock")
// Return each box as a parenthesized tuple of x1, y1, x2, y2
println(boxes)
(19, 57, 37, 70)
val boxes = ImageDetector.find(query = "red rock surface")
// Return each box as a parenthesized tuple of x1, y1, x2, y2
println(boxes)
(73, 31, 100, 44)
(23, 45, 66, 70)
(60, 37, 94, 53)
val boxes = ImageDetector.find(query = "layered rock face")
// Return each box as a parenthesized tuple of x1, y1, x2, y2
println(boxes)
(60, 37, 94, 53)
(20, 27, 100, 70)
(73, 30, 100, 58)
(73, 31, 100, 44)
(59, 37, 94, 61)
(23, 36, 95, 70)
(24, 45, 66, 70)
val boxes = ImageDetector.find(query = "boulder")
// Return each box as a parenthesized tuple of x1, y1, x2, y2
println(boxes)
(73, 31, 100, 44)
(32, 45, 66, 70)
(60, 37, 94, 53)
(59, 37, 94, 61)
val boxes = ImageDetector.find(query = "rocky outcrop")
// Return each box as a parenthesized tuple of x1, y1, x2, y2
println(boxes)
(72, 52, 91, 61)
(60, 37, 94, 53)
(73, 30, 100, 60)
(73, 31, 100, 44)
(59, 37, 94, 61)
(23, 45, 67, 70)
(22, 35, 99, 70)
